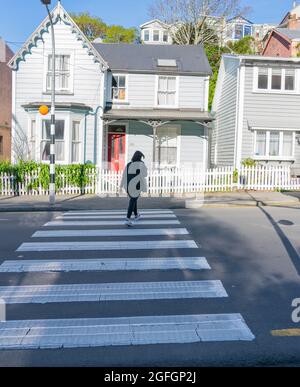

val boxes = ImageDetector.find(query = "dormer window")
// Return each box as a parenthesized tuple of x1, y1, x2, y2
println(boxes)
(112, 74, 127, 101)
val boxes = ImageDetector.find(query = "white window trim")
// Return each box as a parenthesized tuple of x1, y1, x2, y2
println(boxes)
(253, 66, 299, 94)
(43, 51, 74, 94)
(155, 75, 179, 109)
(155, 124, 181, 168)
(143, 29, 150, 42)
(70, 118, 84, 164)
(110, 73, 129, 104)
(153, 29, 161, 42)
(253, 129, 296, 161)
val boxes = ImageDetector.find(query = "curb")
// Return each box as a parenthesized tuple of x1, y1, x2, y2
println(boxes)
(186, 200, 300, 209)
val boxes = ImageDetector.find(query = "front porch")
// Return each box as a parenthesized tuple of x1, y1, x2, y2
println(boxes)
(101, 108, 213, 172)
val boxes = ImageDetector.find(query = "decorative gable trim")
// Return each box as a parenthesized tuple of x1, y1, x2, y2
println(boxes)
(8, 2, 108, 72)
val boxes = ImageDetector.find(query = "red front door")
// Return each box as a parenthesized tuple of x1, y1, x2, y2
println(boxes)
(108, 133, 126, 172)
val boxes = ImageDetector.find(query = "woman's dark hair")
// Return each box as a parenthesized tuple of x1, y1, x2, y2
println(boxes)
(132, 151, 145, 162)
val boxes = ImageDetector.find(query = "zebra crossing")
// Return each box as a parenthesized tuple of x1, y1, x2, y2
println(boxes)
(0, 209, 255, 350)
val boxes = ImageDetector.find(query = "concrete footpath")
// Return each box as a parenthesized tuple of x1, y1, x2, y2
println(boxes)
(0, 191, 299, 212)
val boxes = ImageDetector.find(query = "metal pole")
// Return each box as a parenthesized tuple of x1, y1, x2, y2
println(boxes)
(46, 4, 56, 205)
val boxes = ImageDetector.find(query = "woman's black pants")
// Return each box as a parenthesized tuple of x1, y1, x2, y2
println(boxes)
(127, 197, 138, 219)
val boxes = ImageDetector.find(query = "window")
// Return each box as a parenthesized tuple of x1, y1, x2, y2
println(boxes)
(283, 132, 293, 156)
(157, 76, 177, 106)
(144, 30, 150, 42)
(163, 31, 169, 42)
(271, 68, 281, 90)
(285, 69, 295, 91)
(41, 120, 65, 162)
(269, 131, 280, 156)
(155, 127, 179, 165)
(244, 25, 252, 36)
(256, 67, 296, 92)
(258, 68, 268, 90)
(72, 121, 81, 163)
(0, 136, 3, 155)
(234, 24, 243, 39)
(254, 130, 294, 158)
(153, 30, 160, 41)
(29, 120, 36, 159)
(47, 55, 71, 92)
(112, 75, 127, 101)
(255, 131, 267, 156)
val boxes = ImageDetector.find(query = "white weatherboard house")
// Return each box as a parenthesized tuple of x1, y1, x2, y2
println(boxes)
(211, 54, 300, 176)
(9, 2, 212, 172)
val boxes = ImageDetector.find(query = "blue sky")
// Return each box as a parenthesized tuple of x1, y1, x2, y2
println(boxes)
(0, 0, 293, 50)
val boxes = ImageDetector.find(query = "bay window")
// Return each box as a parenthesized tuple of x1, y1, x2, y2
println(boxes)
(41, 120, 65, 162)
(157, 76, 177, 106)
(144, 30, 150, 42)
(254, 130, 295, 158)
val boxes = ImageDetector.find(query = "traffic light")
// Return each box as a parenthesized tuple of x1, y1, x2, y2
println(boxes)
(40, 0, 51, 5)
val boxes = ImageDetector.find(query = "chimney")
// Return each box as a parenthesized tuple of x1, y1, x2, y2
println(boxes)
(0, 38, 6, 62)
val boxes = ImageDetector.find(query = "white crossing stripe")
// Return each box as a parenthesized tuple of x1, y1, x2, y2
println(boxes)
(32, 228, 189, 238)
(0, 281, 228, 304)
(17, 240, 198, 252)
(0, 314, 255, 349)
(56, 214, 177, 219)
(64, 210, 174, 216)
(44, 220, 180, 227)
(0, 257, 211, 273)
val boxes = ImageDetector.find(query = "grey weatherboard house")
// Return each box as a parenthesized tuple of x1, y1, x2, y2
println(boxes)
(8, 3, 212, 172)
(211, 54, 300, 176)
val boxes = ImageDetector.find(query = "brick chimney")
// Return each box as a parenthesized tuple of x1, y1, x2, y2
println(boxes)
(288, 13, 300, 29)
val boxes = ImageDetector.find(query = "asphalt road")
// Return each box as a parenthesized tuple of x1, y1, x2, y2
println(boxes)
(0, 205, 300, 367)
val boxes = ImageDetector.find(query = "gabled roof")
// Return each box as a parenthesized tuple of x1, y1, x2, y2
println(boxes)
(275, 28, 300, 40)
(227, 16, 254, 25)
(279, 4, 300, 27)
(92, 43, 212, 75)
(8, 1, 108, 71)
(140, 19, 170, 29)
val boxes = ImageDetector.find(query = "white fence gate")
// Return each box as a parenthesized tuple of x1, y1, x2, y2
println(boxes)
(1, 166, 300, 196)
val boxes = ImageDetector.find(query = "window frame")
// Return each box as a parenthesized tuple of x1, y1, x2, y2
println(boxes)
(0, 135, 3, 155)
(253, 66, 298, 94)
(43, 51, 74, 94)
(71, 121, 82, 164)
(111, 73, 128, 103)
(41, 119, 66, 163)
(253, 129, 296, 160)
(143, 29, 150, 42)
(155, 125, 181, 167)
(153, 29, 160, 42)
(155, 75, 179, 108)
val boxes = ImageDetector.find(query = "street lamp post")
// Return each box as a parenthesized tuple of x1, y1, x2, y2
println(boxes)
(41, 0, 56, 205)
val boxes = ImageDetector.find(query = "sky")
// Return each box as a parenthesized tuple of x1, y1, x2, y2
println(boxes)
(0, 0, 294, 51)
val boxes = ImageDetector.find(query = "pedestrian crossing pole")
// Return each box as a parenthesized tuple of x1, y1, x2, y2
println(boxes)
(41, 0, 56, 205)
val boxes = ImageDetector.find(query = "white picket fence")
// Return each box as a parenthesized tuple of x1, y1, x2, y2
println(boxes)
(0, 165, 300, 196)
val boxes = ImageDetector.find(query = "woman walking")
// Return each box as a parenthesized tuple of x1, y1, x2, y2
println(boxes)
(120, 151, 148, 227)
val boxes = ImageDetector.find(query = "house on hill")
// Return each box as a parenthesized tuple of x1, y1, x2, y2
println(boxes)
(9, 1, 212, 171)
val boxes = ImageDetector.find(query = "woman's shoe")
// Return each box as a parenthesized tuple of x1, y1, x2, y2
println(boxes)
(134, 214, 142, 221)
(125, 218, 134, 227)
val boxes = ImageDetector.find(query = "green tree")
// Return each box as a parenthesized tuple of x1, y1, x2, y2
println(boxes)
(206, 36, 256, 110)
(227, 36, 256, 55)
(104, 25, 137, 43)
(71, 12, 107, 41)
